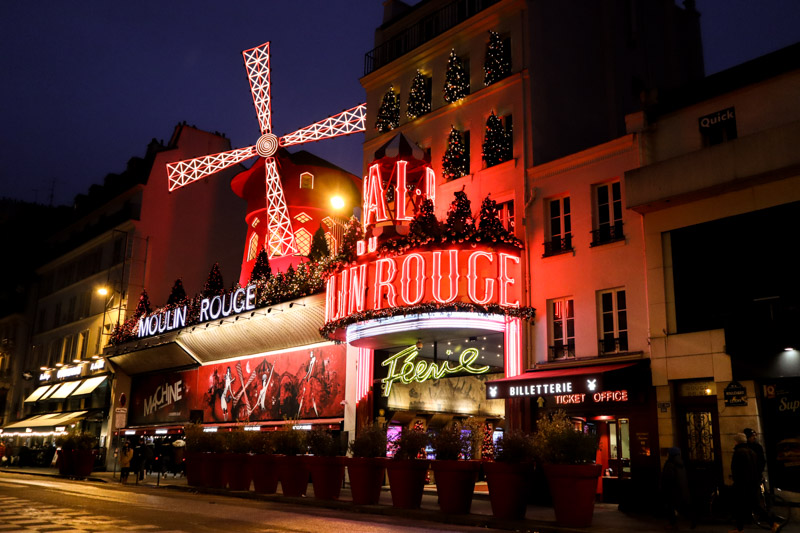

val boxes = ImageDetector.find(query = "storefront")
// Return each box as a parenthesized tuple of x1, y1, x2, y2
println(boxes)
(486, 361, 658, 504)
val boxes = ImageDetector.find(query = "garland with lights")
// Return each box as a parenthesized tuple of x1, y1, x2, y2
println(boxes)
(375, 85, 400, 133)
(482, 111, 512, 168)
(443, 49, 469, 103)
(406, 71, 431, 120)
(442, 126, 468, 181)
(484, 31, 510, 86)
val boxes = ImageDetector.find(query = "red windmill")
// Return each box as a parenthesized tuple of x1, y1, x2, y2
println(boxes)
(166, 42, 366, 258)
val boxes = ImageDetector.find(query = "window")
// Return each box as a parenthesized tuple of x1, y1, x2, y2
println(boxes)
(54, 303, 62, 328)
(247, 233, 259, 261)
(549, 297, 575, 360)
(67, 296, 76, 323)
(299, 172, 314, 189)
(294, 212, 312, 224)
(498, 200, 515, 233)
(325, 233, 337, 256)
(592, 181, 624, 246)
(78, 330, 89, 360)
(112, 235, 126, 265)
(598, 288, 628, 354)
(294, 228, 313, 256)
(544, 196, 572, 256)
(699, 107, 737, 147)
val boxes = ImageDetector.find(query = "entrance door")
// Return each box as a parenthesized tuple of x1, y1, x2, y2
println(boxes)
(676, 397, 722, 518)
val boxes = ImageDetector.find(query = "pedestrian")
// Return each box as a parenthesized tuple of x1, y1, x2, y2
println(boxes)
(744, 428, 767, 475)
(661, 447, 693, 529)
(119, 442, 134, 483)
(730, 433, 782, 533)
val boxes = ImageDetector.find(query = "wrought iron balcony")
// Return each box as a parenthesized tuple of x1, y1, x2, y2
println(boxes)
(364, 0, 500, 75)
(543, 234, 573, 257)
(599, 336, 629, 355)
(590, 222, 625, 247)
(549, 342, 575, 360)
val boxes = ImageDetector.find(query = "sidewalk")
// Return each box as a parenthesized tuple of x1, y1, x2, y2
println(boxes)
(0, 466, 746, 532)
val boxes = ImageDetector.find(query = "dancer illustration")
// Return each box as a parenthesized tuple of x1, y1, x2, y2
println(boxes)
(221, 366, 236, 420)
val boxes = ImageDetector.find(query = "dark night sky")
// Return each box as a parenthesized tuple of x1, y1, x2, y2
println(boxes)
(1, 0, 799, 207)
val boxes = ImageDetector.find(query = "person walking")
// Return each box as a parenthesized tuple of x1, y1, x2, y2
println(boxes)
(119, 442, 134, 483)
(730, 433, 783, 533)
(661, 447, 693, 529)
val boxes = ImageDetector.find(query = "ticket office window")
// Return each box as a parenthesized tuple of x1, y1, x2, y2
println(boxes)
(608, 418, 631, 477)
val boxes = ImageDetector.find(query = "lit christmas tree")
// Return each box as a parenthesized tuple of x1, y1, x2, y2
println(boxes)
(203, 263, 225, 297)
(307, 226, 330, 263)
(444, 190, 476, 242)
(133, 289, 152, 319)
(406, 70, 431, 120)
(337, 216, 363, 263)
(484, 31, 511, 86)
(481, 422, 495, 460)
(249, 248, 272, 284)
(375, 85, 400, 133)
(482, 111, 512, 168)
(443, 49, 469, 103)
(408, 198, 441, 246)
(166, 278, 187, 307)
(477, 194, 513, 244)
(442, 126, 468, 180)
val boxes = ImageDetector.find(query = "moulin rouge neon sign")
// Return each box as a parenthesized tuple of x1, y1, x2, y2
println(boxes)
(381, 346, 490, 397)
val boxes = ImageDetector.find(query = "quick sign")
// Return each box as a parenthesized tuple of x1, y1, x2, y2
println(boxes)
(381, 346, 490, 397)
(486, 375, 605, 400)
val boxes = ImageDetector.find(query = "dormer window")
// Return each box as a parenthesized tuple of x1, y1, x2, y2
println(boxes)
(300, 172, 314, 189)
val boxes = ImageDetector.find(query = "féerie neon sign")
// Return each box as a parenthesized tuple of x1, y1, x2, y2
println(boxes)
(381, 346, 490, 396)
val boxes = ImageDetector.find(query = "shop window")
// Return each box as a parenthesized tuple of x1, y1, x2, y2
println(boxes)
(591, 181, 624, 246)
(607, 418, 631, 477)
(549, 297, 575, 360)
(544, 196, 572, 256)
(247, 233, 259, 262)
(699, 107, 737, 147)
(299, 172, 314, 189)
(598, 288, 628, 354)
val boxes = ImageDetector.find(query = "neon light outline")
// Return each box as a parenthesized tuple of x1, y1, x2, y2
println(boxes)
(400, 253, 425, 305)
(498, 253, 521, 307)
(467, 251, 495, 305)
(348, 264, 367, 315)
(395, 160, 412, 221)
(373, 258, 397, 309)
(381, 346, 490, 397)
(364, 164, 389, 226)
(431, 250, 459, 304)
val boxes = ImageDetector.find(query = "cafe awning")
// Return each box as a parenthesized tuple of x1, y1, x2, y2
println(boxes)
(24, 376, 109, 403)
(2, 410, 88, 430)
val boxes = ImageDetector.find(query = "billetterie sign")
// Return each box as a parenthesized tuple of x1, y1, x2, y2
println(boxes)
(137, 284, 257, 338)
(325, 247, 521, 323)
(381, 345, 490, 396)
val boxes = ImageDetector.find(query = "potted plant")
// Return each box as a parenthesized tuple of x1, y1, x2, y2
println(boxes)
(202, 429, 228, 489)
(184, 424, 206, 487)
(273, 425, 308, 497)
(73, 432, 96, 478)
(484, 430, 535, 520)
(385, 426, 430, 509)
(346, 423, 388, 505)
(533, 410, 601, 528)
(55, 432, 76, 476)
(224, 428, 253, 491)
(249, 431, 279, 494)
(430, 422, 482, 514)
(306, 428, 345, 500)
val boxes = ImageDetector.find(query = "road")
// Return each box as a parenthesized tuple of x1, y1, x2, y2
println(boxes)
(0, 472, 498, 533)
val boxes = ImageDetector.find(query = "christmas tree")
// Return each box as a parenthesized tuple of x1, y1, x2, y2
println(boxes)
(484, 31, 511, 86)
(337, 216, 363, 263)
(481, 422, 495, 460)
(408, 198, 441, 246)
(482, 111, 512, 168)
(166, 278, 188, 307)
(477, 194, 513, 243)
(444, 190, 476, 242)
(203, 263, 225, 297)
(133, 289, 152, 318)
(249, 248, 272, 283)
(443, 49, 469, 103)
(375, 85, 400, 133)
(406, 70, 431, 120)
(442, 126, 468, 180)
(307, 226, 330, 262)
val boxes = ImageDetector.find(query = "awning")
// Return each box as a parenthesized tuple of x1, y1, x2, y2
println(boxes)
(71, 375, 108, 396)
(24, 384, 58, 403)
(2, 410, 88, 430)
(49, 380, 82, 399)
(486, 362, 638, 400)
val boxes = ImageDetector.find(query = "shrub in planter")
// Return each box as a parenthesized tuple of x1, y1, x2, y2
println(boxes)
(431, 423, 481, 514)
(274, 427, 308, 497)
(533, 410, 601, 528)
(224, 429, 253, 491)
(73, 432, 96, 478)
(306, 429, 345, 500)
(484, 430, 535, 520)
(346, 424, 388, 505)
(184, 424, 206, 487)
(249, 431, 279, 494)
(386, 427, 430, 509)
(203, 430, 228, 489)
(55, 433, 76, 476)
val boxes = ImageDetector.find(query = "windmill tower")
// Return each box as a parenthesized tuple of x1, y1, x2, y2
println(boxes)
(166, 42, 366, 263)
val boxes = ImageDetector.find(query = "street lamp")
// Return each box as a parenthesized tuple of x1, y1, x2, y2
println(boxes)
(330, 195, 345, 210)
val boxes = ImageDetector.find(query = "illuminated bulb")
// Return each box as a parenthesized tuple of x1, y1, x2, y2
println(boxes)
(331, 196, 345, 210)
(40, 366, 48, 371)
(73, 359, 81, 364)
(55, 363, 63, 367)
(705, 388, 712, 395)
(97, 287, 109, 296)
(785, 347, 795, 352)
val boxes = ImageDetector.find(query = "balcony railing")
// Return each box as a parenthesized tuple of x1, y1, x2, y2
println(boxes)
(599, 336, 629, 355)
(549, 342, 575, 360)
(590, 222, 625, 247)
(364, 0, 500, 75)
(543, 234, 573, 257)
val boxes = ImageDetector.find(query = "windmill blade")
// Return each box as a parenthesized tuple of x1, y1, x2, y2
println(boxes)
(242, 42, 273, 135)
(263, 156, 297, 257)
(167, 145, 258, 191)
(280, 104, 367, 147)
